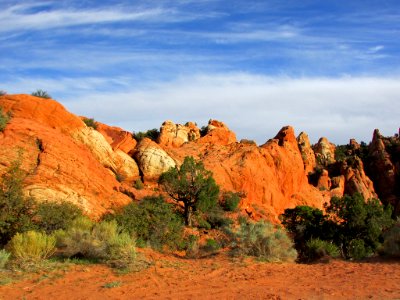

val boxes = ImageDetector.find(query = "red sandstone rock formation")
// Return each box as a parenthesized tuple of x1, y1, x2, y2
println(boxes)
(0, 94, 384, 221)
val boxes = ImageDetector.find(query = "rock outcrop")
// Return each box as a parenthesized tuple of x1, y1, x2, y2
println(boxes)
(158, 120, 200, 147)
(297, 132, 316, 174)
(367, 129, 400, 213)
(0, 95, 132, 217)
(314, 137, 336, 165)
(134, 138, 176, 181)
(0, 94, 389, 221)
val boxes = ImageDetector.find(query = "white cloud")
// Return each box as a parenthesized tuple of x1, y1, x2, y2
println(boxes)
(13, 73, 393, 145)
(0, 4, 169, 32)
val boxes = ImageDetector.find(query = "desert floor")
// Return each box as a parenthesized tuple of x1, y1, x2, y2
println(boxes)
(1, 249, 399, 300)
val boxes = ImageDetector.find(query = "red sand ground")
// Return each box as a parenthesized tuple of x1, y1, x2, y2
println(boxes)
(1, 250, 399, 300)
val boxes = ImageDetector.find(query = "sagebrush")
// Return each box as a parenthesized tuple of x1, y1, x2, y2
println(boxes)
(233, 220, 297, 262)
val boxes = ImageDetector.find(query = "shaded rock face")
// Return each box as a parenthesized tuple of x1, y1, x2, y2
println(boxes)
(314, 137, 336, 166)
(367, 129, 400, 213)
(158, 120, 200, 147)
(134, 138, 176, 181)
(297, 132, 316, 174)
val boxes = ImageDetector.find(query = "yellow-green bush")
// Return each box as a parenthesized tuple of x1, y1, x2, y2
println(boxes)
(233, 220, 297, 262)
(0, 249, 11, 268)
(8, 231, 56, 263)
(56, 217, 136, 268)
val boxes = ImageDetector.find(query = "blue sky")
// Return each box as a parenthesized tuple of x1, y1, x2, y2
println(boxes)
(1, 0, 399, 144)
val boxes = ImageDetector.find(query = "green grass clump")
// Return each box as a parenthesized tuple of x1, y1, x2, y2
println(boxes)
(0, 107, 11, 132)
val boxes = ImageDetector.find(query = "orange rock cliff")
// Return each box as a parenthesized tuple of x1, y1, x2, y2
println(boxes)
(1, 94, 396, 220)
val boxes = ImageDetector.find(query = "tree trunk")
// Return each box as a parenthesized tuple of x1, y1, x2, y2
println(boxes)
(184, 204, 193, 227)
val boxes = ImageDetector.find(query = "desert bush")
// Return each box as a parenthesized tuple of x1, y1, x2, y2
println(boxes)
(0, 90, 6, 96)
(56, 217, 136, 268)
(83, 118, 98, 130)
(0, 249, 11, 268)
(0, 157, 36, 246)
(382, 219, 400, 257)
(32, 201, 84, 234)
(221, 191, 241, 212)
(133, 179, 144, 190)
(0, 107, 11, 132)
(109, 195, 184, 250)
(233, 220, 297, 262)
(133, 128, 159, 142)
(8, 231, 56, 263)
(31, 89, 51, 99)
(281, 194, 393, 260)
(203, 238, 221, 252)
(199, 206, 232, 229)
(304, 239, 340, 262)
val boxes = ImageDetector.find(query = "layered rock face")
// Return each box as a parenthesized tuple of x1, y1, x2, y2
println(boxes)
(0, 94, 389, 220)
(0, 95, 132, 217)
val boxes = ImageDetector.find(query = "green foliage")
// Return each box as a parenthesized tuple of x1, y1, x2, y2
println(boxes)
(32, 201, 84, 234)
(159, 156, 220, 226)
(199, 126, 208, 137)
(304, 239, 340, 262)
(133, 179, 144, 190)
(327, 194, 393, 259)
(232, 220, 297, 262)
(31, 89, 51, 99)
(222, 191, 241, 212)
(0, 158, 35, 246)
(56, 217, 136, 268)
(203, 238, 221, 252)
(133, 128, 160, 142)
(83, 118, 98, 130)
(0, 107, 11, 132)
(281, 194, 393, 260)
(334, 145, 350, 162)
(0, 249, 11, 268)
(197, 205, 232, 229)
(383, 219, 400, 257)
(107, 195, 184, 251)
(8, 230, 56, 263)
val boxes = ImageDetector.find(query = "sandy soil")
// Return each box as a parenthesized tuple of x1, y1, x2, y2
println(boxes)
(1, 250, 399, 300)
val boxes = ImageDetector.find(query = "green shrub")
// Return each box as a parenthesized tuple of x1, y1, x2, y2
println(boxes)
(8, 231, 56, 263)
(159, 156, 220, 226)
(0, 249, 11, 268)
(304, 239, 340, 261)
(56, 217, 136, 268)
(0, 107, 11, 132)
(31, 89, 51, 99)
(203, 238, 220, 252)
(109, 195, 184, 250)
(233, 220, 297, 262)
(0, 90, 6, 96)
(383, 220, 400, 257)
(83, 118, 98, 130)
(222, 191, 241, 212)
(33, 201, 83, 234)
(133, 179, 144, 190)
(200, 206, 232, 229)
(0, 157, 36, 246)
(133, 128, 159, 142)
(280, 194, 393, 260)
